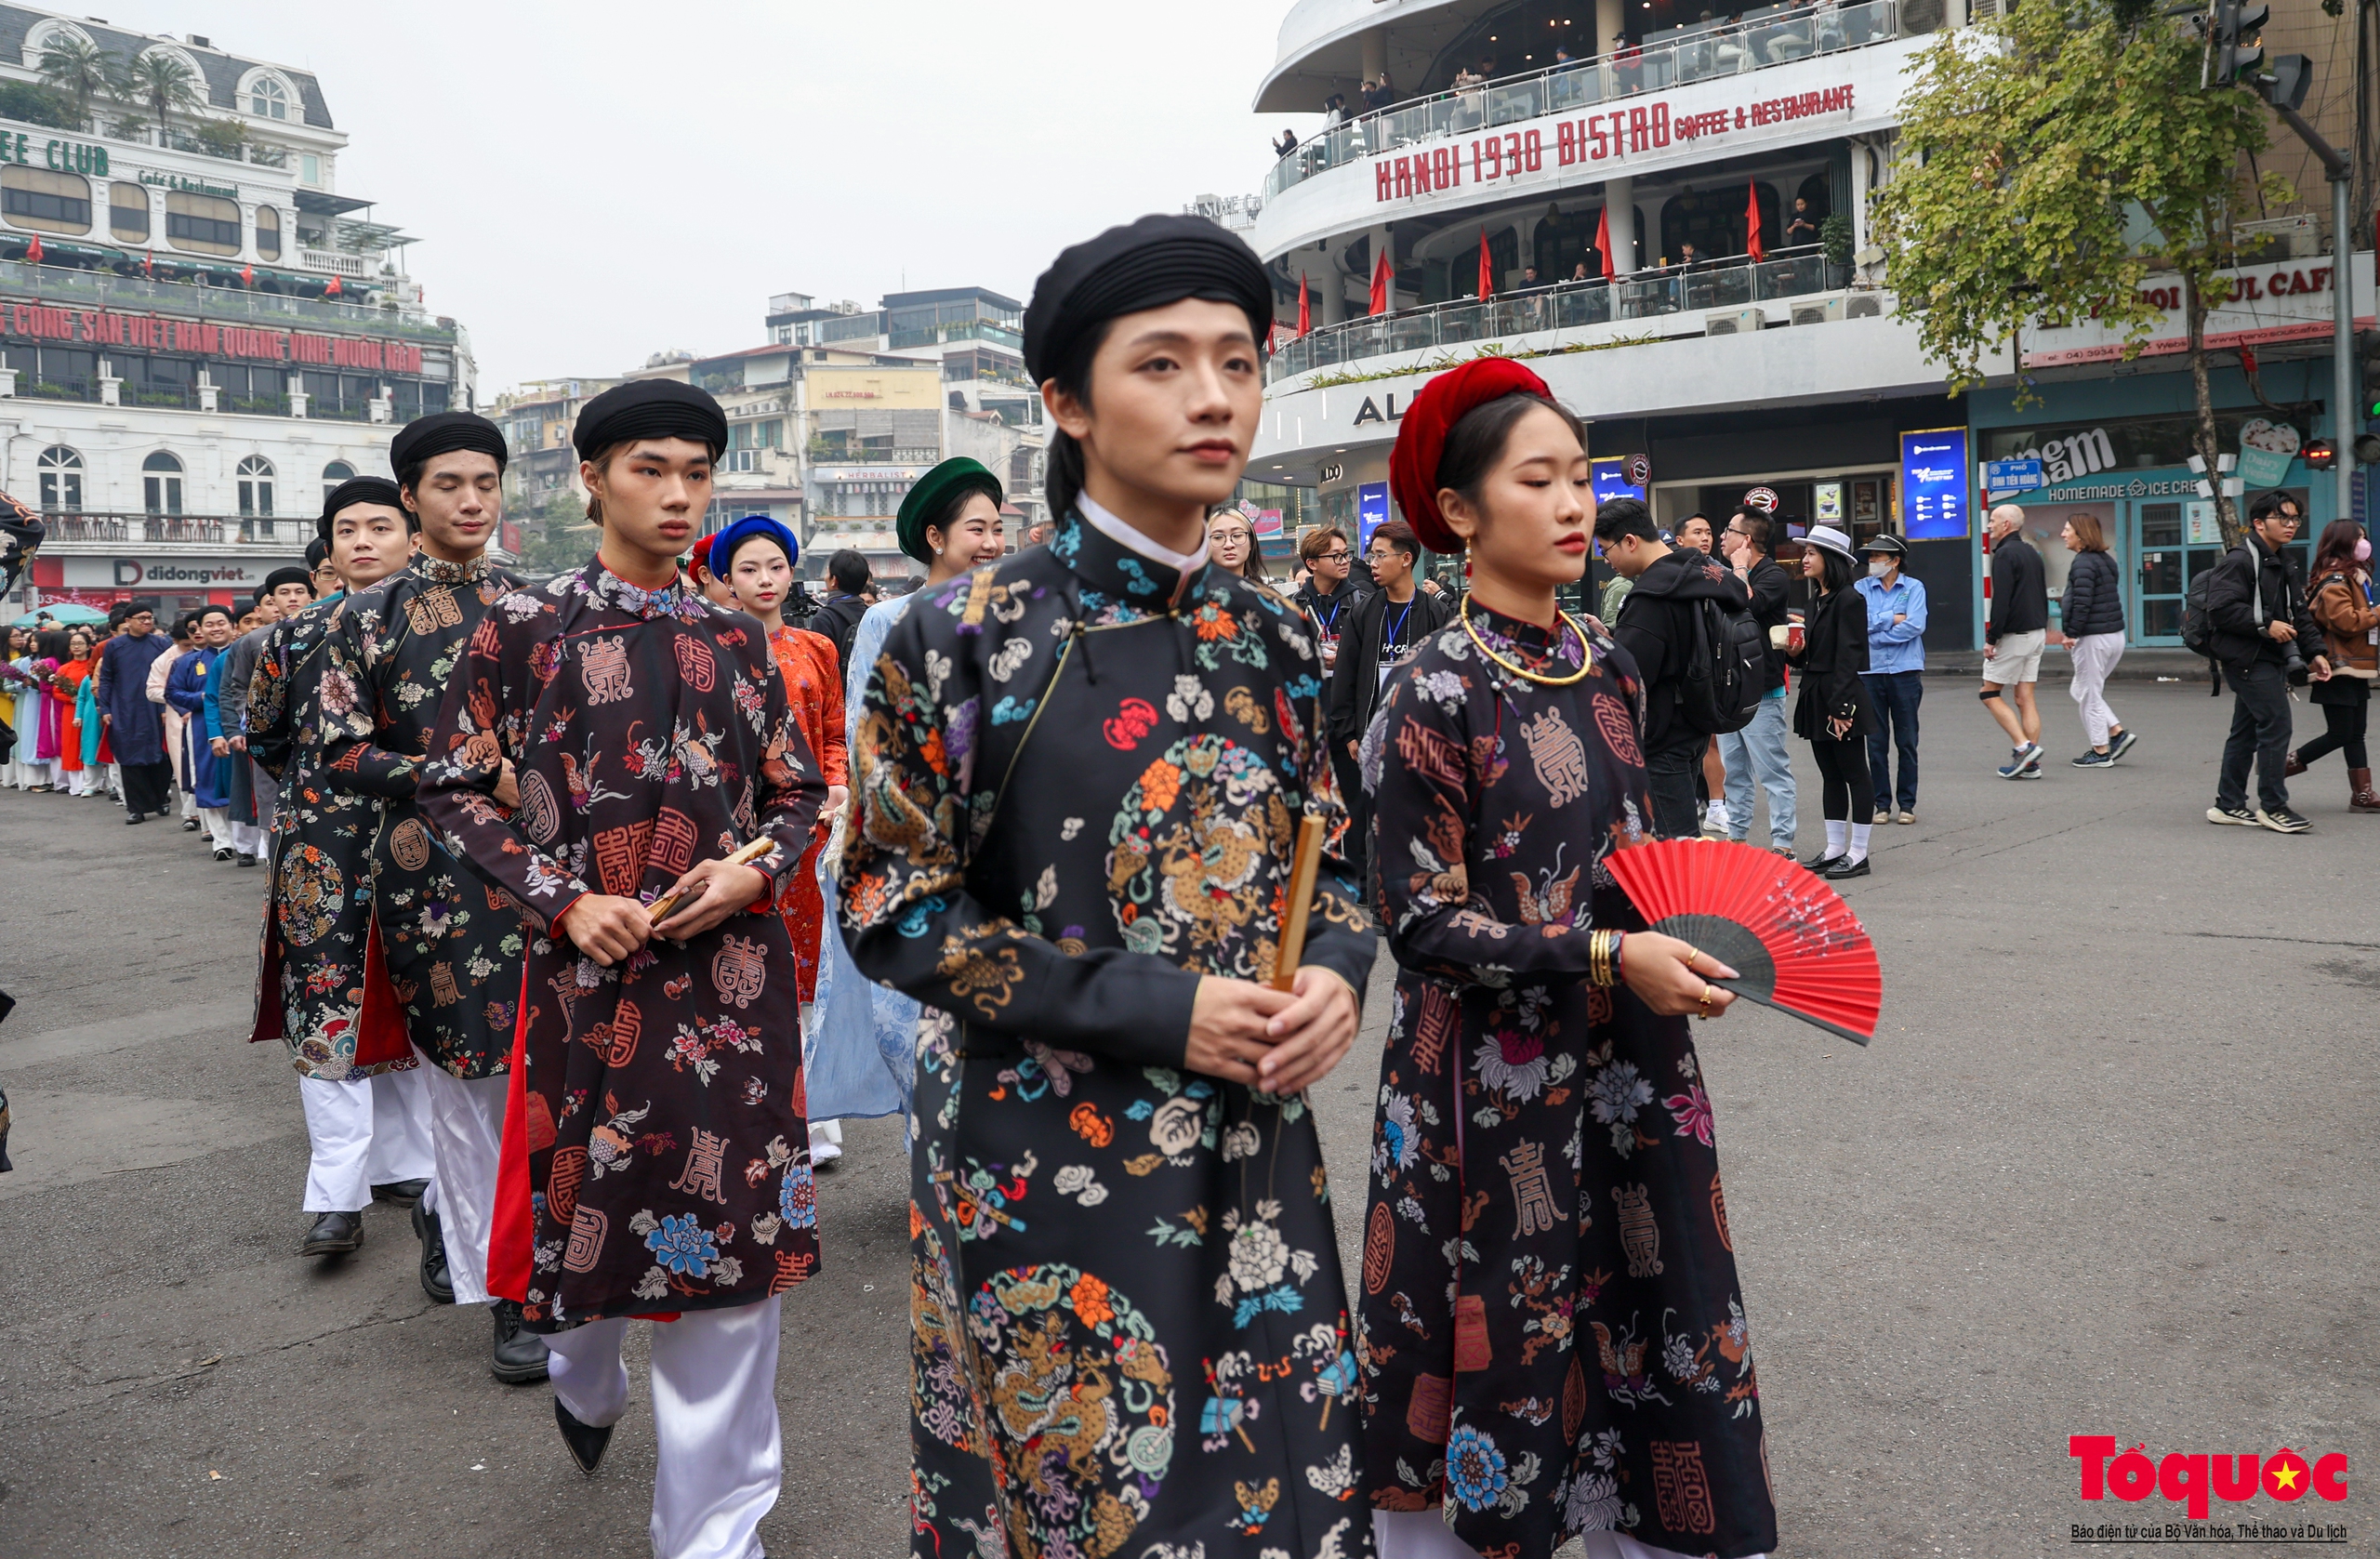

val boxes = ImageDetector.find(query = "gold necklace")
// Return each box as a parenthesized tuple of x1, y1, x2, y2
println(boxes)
(1461, 595, 1592, 686)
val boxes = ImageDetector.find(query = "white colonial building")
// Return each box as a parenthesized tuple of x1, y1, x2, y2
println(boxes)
(0, 6, 478, 618)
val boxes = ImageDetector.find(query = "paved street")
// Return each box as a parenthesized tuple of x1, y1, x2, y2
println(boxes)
(1, 679, 2373, 1558)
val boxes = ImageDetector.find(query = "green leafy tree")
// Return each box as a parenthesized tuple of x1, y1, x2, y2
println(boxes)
(116, 49, 205, 144)
(1871, 0, 2290, 541)
(0, 80, 80, 131)
(509, 492, 601, 576)
(34, 33, 112, 127)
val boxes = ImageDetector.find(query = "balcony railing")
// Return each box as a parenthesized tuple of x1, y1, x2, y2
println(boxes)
(33, 514, 315, 547)
(807, 443, 943, 465)
(1270, 247, 1849, 380)
(0, 259, 451, 338)
(1266, 0, 1901, 199)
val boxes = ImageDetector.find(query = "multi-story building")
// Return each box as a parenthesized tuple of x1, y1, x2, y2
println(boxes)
(3, 6, 478, 618)
(1244, 0, 2372, 649)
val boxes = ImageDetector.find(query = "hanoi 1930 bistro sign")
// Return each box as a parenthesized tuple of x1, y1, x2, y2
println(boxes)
(0, 300, 425, 375)
(1373, 82, 1857, 204)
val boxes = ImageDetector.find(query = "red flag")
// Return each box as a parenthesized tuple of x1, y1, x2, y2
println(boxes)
(1745, 181, 1765, 262)
(1594, 206, 1615, 282)
(1368, 249, 1392, 316)
(23, 234, 42, 265)
(240, 263, 256, 287)
(1477, 230, 1494, 299)
(140, 250, 153, 278)
(1297, 272, 1310, 336)
(324, 272, 343, 297)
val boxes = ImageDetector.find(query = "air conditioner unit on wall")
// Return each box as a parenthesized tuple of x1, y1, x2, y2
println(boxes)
(1791, 297, 1847, 327)
(1704, 309, 1765, 337)
(2236, 214, 2322, 260)
(1844, 293, 1884, 320)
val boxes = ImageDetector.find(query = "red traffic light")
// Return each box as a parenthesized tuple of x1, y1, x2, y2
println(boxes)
(2302, 436, 2335, 471)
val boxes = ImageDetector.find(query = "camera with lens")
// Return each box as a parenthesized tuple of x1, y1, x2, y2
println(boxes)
(2281, 641, 2310, 686)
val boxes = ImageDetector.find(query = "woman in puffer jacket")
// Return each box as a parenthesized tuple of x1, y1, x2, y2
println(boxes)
(2059, 513, 2133, 769)
(2286, 520, 2379, 813)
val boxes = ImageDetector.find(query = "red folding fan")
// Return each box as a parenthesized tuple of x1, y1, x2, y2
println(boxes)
(1603, 839, 1881, 1044)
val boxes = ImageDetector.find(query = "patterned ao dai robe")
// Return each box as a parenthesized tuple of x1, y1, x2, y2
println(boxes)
(1356, 606, 1777, 1559)
(320, 554, 527, 1079)
(763, 624, 847, 1005)
(416, 561, 826, 1328)
(840, 509, 1380, 1559)
(246, 595, 415, 1081)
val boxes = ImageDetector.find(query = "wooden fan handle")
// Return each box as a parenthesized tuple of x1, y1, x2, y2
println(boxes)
(1271, 814, 1328, 992)
(647, 837, 778, 925)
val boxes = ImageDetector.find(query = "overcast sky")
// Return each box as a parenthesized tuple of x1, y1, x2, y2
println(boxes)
(83, 0, 1317, 393)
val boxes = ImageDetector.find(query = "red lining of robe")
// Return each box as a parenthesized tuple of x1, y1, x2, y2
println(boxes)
(351, 917, 411, 1069)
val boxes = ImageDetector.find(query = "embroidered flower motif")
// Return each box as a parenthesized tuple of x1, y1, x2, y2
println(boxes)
(1664, 1082, 1714, 1146)
(644, 1212, 719, 1276)
(777, 1162, 818, 1229)
(1373, 1091, 1418, 1176)
(1147, 1094, 1205, 1157)
(1445, 1423, 1511, 1512)
(1474, 1027, 1550, 1102)
(1227, 1220, 1289, 1291)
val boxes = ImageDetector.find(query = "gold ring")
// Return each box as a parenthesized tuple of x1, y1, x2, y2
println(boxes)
(1681, 945, 1702, 971)
(1697, 984, 1716, 1017)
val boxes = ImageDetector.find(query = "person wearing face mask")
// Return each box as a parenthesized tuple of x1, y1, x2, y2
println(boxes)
(1856, 535, 1927, 823)
(2284, 520, 2379, 813)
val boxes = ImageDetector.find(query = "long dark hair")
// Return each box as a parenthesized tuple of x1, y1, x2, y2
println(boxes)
(2311, 519, 2363, 580)
(1041, 324, 1110, 524)
(1815, 546, 1858, 595)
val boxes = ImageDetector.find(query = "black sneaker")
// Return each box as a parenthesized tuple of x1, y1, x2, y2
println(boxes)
(2205, 805, 2259, 826)
(2255, 806, 2312, 835)
(2107, 730, 2138, 762)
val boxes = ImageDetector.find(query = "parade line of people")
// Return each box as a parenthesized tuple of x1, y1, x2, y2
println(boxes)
(8, 217, 1788, 1559)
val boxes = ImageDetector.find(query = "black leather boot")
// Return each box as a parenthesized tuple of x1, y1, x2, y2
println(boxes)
(299, 1210, 364, 1256)
(372, 1178, 430, 1208)
(554, 1397, 615, 1473)
(491, 1300, 550, 1384)
(412, 1200, 453, 1303)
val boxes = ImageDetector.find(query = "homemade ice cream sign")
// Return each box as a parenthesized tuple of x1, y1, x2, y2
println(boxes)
(1371, 84, 1857, 205)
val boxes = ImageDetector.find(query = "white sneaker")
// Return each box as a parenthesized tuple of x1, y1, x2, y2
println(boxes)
(1701, 801, 1731, 839)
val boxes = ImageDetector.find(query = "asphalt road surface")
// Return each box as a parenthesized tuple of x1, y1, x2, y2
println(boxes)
(2, 680, 2373, 1558)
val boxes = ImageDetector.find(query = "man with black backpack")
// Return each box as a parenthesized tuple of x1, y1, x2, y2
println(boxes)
(808, 548, 875, 674)
(2202, 491, 2331, 833)
(1596, 497, 1756, 838)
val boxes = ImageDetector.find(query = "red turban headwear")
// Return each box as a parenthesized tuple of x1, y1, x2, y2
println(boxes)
(1386, 358, 1555, 554)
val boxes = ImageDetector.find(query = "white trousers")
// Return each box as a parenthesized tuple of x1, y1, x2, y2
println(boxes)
(807, 1118, 842, 1163)
(297, 1063, 438, 1212)
(2067, 631, 2126, 748)
(178, 779, 195, 818)
(67, 766, 98, 796)
(546, 1296, 784, 1559)
(200, 806, 233, 850)
(416, 1056, 508, 1306)
(231, 819, 268, 857)
(1373, 1511, 1768, 1559)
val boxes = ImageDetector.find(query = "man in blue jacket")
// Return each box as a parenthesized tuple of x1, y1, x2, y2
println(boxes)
(1858, 535, 1928, 823)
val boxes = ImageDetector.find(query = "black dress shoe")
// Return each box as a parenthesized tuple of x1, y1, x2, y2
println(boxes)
(125, 812, 144, 824)
(236, 852, 256, 867)
(491, 1300, 551, 1384)
(299, 1210, 365, 1256)
(180, 817, 201, 831)
(371, 1178, 430, 1208)
(554, 1396, 615, 1473)
(1800, 852, 1844, 873)
(412, 1200, 454, 1304)
(1823, 856, 1872, 880)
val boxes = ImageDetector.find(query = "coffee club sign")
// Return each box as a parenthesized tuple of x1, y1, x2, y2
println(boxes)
(0, 301, 424, 374)
(1373, 83, 1856, 205)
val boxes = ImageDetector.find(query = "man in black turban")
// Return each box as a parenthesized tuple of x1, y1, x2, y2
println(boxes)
(840, 217, 1374, 1559)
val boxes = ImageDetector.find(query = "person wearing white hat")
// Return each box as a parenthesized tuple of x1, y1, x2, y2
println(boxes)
(1786, 524, 1879, 879)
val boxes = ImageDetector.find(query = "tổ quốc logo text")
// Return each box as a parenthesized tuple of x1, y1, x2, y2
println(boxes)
(2071, 1436, 2347, 1522)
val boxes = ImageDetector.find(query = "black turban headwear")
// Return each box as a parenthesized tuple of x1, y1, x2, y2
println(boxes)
(390, 410, 508, 482)
(573, 379, 729, 459)
(318, 476, 407, 543)
(1023, 213, 1274, 385)
(305, 536, 332, 571)
(261, 565, 312, 597)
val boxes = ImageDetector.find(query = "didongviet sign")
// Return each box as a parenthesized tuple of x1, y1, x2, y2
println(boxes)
(0, 300, 425, 375)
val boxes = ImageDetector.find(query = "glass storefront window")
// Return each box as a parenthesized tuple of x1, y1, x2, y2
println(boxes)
(3, 166, 91, 235)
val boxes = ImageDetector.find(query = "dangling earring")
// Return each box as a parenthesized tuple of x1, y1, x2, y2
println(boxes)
(1463, 556, 1473, 580)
